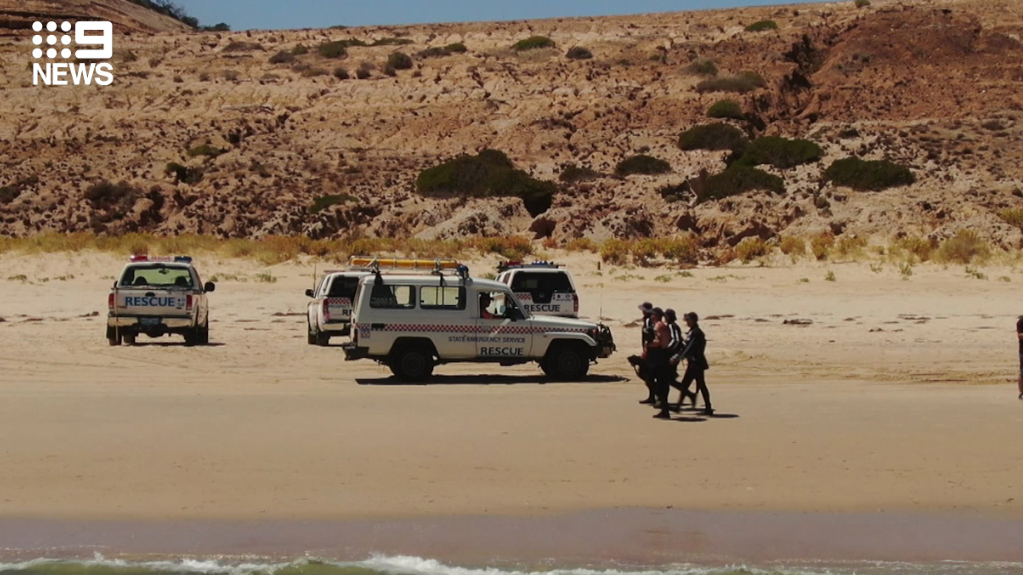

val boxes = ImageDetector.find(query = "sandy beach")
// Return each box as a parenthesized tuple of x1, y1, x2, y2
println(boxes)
(1, 251, 1023, 563)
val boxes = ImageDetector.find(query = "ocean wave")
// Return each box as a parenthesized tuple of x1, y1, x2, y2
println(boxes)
(1, 554, 1021, 575)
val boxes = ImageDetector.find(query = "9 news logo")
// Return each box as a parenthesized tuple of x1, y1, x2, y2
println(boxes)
(31, 21, 114, 86)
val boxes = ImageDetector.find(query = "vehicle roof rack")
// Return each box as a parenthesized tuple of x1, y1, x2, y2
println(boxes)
(349, 256, 470, 279)
(497, 260, 563, 273)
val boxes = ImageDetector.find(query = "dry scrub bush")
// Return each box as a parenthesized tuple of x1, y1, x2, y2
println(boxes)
(810, 232, 835, 261)
(735, 237, 769, 263)
(779, 236, 805, 258)
(934, 230, 990, 265)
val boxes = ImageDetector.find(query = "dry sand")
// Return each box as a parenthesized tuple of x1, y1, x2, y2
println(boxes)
(1, 251, 1023, 560)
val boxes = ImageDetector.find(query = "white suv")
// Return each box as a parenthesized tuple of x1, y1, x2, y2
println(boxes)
(342, 266, 615, 381)
(306, 270, 367, 345)
(496, 261, 579, 318)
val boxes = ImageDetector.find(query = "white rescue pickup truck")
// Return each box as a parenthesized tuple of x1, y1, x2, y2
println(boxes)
(342, 260, 615, 382)
(107, 255, 215, 346)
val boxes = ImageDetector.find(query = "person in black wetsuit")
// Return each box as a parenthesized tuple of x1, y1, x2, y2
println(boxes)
(637, 302, 657, 404)
(665, 309, 697, 408)
(672, 312, 712, 416)
(1017, 316, 1023, 400)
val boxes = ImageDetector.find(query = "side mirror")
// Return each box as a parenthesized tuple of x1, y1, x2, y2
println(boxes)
(204, 282, 216, 293)
(305, 289, 315, 298)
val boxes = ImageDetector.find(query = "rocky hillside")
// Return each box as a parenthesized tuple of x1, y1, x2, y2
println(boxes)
(0, 0, 192, 34)
(0, 0, 1022, 251)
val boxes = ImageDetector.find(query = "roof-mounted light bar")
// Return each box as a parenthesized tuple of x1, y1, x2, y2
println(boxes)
(129, 255, 193, 263)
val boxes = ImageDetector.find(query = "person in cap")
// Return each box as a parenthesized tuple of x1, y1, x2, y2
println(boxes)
(636, 302, 657, 404)
(1016, 315, 1023, 400)
(647, 307, 675, 419)
(671, 312, 712, 416)
(665, 309, 697, 407)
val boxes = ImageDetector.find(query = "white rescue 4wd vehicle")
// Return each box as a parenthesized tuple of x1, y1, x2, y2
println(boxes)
(305, 257, 464, 346)
(496, 261, 579, 318)
(342, 259, 615, 381)
(107, 255, 216, 346)
(306, 269, 366, 346)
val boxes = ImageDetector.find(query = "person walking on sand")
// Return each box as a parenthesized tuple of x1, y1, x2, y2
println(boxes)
(665, 309, 697, 407)
(672, 312, 713, 416)
(648, 308, 675, 420)
(637, 302, 658, 404)
(1017, 316, 1023, 400)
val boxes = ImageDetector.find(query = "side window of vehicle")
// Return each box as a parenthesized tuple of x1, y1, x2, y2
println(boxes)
(328, 277, 360, 298)
(370, 284, 416, 309)
(420, 286, 466, 310)
(511, 273, 535, 292)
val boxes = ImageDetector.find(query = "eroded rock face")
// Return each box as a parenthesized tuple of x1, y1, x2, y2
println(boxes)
(0, 0, 192, 33)
(0, 0, 1021, 249)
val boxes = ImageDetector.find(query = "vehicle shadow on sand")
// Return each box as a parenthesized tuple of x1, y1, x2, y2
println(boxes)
(126, 342, 227, 348)
(357, 374, 629, 386)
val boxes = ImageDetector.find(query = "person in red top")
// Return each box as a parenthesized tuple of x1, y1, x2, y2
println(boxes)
(646, 308, 674, 419)
(1017, 316, 1023, 400)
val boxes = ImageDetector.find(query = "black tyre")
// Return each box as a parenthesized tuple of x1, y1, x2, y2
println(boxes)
(388, 347, 435, 382)
(108, 333, 122, 346)
(184, 329, 198, 346)
(199, 321, 210, 345)
(123, 333, 137, 346)
(315, 331, 330, 346)
(307, 322, 317, 345)
(548, 343, 590, 380)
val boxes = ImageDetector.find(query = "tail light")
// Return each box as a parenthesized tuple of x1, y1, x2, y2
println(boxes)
(108, 293, 115, 310)
(323, 299, 330, 322)
(573, 294, 579, 314)
(186, 295, 194, 312)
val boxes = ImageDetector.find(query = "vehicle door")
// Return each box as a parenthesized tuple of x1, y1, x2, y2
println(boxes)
(418, 283, 474, 360)
(324, 274, 360, 324)
(475, 288, 533, 360)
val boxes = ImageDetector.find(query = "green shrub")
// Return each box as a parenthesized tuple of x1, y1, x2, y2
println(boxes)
(935, 230, 990, 264)
(224, 41, 262, 52)
(678, 123, 748, 153)
(301, 67, 328, 78)
(356, 64, 372, 79)
(188, 144, 224, 158)
(659, 182, 690, 203)
(291, 44, 309, 55)
(686, 58, 718, 76)
(736, 237, 769, 262)
(696, 72, 765, 94)
(0, 186, 20, 205)
(333, 66, 350, 80)
(84, 180, 141, 210)
(513, 36, 555, 51)
(566, 46, 593, 60)
(855, 0, 871, 7)
(417, 47, 449, 58)
(337, 38, 369, 48)
(387, 51, 413, 70)
(416, 149, 557, 217)
(384, 64, 397, 77)
(615, 155, 671, 177)
(559, 164, 599, 183)
(702, 165, 784, 200)
(269, 50, 296, 64)
(309, 193, 357, 214)
(165, 163, 204, 185)
(737, 136, 822, 169)
(445, 42, 468, 53)
(372, 37, 414, 46)
(707, 99, 744, 120)
(823, 157, 915, 191)
(745, 20, 778, 32)
(317, 41, 348, 59)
